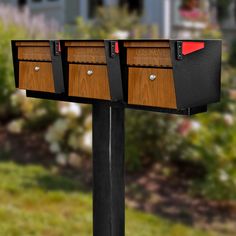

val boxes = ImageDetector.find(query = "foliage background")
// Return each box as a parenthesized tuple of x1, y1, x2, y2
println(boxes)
(1, 4, 235, 200)
(0, 2, 236, 235)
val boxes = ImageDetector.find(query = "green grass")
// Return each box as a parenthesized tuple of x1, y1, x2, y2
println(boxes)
(0, 161, 219, 236)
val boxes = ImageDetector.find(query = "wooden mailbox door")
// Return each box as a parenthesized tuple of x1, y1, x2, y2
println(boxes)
(124, 41, 177, 109)
(65, 41, 111, 100)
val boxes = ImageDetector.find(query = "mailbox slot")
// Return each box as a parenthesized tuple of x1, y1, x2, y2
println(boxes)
(66, 41, 106, 64)
(124, 41, 172, 67)
(17, 46, 51, 61)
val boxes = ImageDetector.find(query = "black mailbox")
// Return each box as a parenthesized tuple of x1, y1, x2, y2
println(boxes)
(122, 40, 221, 113)
(12, 39, 221, 115)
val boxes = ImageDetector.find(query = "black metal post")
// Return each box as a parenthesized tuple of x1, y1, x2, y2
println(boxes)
(93, 102, 125, 236)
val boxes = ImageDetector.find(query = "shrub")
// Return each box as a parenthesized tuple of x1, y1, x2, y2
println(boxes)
(125, 110, 185, 171)
(178, 66, 236, 200)
(0, 5, 60, 120)
(63, 6, 158, 39)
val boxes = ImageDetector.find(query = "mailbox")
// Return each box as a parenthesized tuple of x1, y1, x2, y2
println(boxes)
(11, 39, 222, 236)
(122, 40, 222, 110)
(63, 41, 111, 100)
(12, 39, 221, 115)
(12, 40, 64, 94)
(61, 40, 124, 102)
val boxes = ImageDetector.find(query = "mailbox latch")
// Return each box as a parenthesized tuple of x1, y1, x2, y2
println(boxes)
(110, 41, 119, 58)
(54, 40, 61, 56)
(49, 40, 64, 94)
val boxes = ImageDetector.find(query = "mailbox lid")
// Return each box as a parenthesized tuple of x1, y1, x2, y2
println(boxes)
(15, 41, 51, 61)
(64, 40, 106, 64)
(170, 39, 222, 109)
(124, 40, 172, 67)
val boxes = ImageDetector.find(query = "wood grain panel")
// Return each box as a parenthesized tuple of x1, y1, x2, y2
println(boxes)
(127, 48, 172, 67)
(65, 41, 104, 47)
(69, 64, 111, 100)
(128, 67, 177, 108)
(18, 47, 51, 61)
(19, 61, 55, 93)
(124, 41, 170, 48)
(67, 47, 106, 64)
(15, 42, 50, 47)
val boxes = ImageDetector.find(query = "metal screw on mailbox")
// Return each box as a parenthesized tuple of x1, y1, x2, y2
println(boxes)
(34, 66, 40, 72)
(149, 74, 157, 81)
(87, 70, 93, 76)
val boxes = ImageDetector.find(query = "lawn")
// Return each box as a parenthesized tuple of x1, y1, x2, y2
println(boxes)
(0, 161, 220, 236)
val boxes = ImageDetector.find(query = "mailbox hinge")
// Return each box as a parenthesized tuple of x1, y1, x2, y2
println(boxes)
(176, 41, 183, 60)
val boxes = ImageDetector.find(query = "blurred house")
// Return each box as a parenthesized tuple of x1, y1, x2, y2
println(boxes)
(219, 0, 236, 43)
(0, 0, 235, 41)
(142, 0, 236, 41)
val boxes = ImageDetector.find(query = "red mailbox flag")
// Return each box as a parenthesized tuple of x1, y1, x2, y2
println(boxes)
(182, 42, 205, 55)
(115, 41, 119, 54)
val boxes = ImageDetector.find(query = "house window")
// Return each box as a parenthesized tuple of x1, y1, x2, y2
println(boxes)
(119, 0, 143, 15)
(173, 0, 207, 25)
(179, 0, 206, 21)
(89, 0, 103, 18)
(18, 0, 27, 7)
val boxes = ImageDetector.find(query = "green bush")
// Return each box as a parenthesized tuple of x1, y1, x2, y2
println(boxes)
(178, 67, 236, 200)
(63, 6, 158, 39)
(0, 21, 27, 118)
(0, 5, 60, 121)
(183, 113, 236, 199)
(125, 110, 185, 171)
